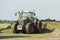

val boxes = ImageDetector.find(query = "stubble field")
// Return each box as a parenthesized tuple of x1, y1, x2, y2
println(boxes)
(0, 21, 60, 40)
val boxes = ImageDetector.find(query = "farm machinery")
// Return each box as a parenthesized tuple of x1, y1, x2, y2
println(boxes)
(12, 10, 47, 33)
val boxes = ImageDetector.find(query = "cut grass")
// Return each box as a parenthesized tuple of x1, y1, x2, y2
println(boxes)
(0, 23, 10, 29)
(0, 22, 60, 38)
(47, 22, 60, 30)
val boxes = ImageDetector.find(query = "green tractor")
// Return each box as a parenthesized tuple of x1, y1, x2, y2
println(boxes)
(12, 10, 47, 33)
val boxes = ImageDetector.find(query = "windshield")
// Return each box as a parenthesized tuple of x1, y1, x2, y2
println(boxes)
(30, 12, 35, 17)
(22, 12, 35, 18)
(22, 12, 30, 18)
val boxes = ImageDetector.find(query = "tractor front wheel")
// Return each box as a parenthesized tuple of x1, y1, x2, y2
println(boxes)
(13, 22, 20, 33)
(25, 22, 35, 33)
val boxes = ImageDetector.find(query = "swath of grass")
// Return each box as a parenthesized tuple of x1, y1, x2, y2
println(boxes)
(0, 22, 60, 38)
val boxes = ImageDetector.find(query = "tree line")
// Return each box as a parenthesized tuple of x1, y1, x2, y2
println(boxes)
(0, 20, 13, 23)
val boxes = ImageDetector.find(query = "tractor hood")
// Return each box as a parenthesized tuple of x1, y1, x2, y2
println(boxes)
(17, 18, 26, 25)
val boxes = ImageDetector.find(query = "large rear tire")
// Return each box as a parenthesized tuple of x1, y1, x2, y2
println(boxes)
(25, 22, 35, 33)
(37, 21, 42, 33)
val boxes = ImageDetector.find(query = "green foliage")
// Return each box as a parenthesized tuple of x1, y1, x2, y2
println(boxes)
(0, 20, 13, 23)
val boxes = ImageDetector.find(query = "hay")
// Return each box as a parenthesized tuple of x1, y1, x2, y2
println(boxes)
(50, 29, 60, 38)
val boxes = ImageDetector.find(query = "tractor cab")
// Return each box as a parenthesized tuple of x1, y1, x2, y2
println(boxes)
(15, 11, 37, 23)
(22, 11, 36, 19)
(15, 11, 36, 19)
(22, 11, 37, 23)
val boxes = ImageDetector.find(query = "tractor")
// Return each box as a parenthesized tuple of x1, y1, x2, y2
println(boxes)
(12, 10, 47, 33)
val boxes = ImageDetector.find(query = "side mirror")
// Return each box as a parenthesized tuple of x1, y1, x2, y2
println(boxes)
(15, 13, 17, 16)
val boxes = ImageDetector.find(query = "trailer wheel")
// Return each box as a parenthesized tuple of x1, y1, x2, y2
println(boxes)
(37, 21, 42, 32)
(25, 22, 35, 33)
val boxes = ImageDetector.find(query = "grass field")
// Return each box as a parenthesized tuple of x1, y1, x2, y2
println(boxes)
(0, 23, 10, 29)
(0, 22, 60, 40)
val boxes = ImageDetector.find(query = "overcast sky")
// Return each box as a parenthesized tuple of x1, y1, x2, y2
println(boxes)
(0, 0, 60, 21)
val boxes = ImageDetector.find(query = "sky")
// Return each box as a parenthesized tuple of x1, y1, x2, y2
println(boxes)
(0, 0, 60, 21)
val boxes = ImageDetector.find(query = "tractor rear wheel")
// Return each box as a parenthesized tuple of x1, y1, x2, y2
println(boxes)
(37, 21, 42, 33)
(25, 22, 35, 33)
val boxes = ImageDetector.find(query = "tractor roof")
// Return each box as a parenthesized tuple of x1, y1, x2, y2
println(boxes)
(22, 11, 35, 14)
